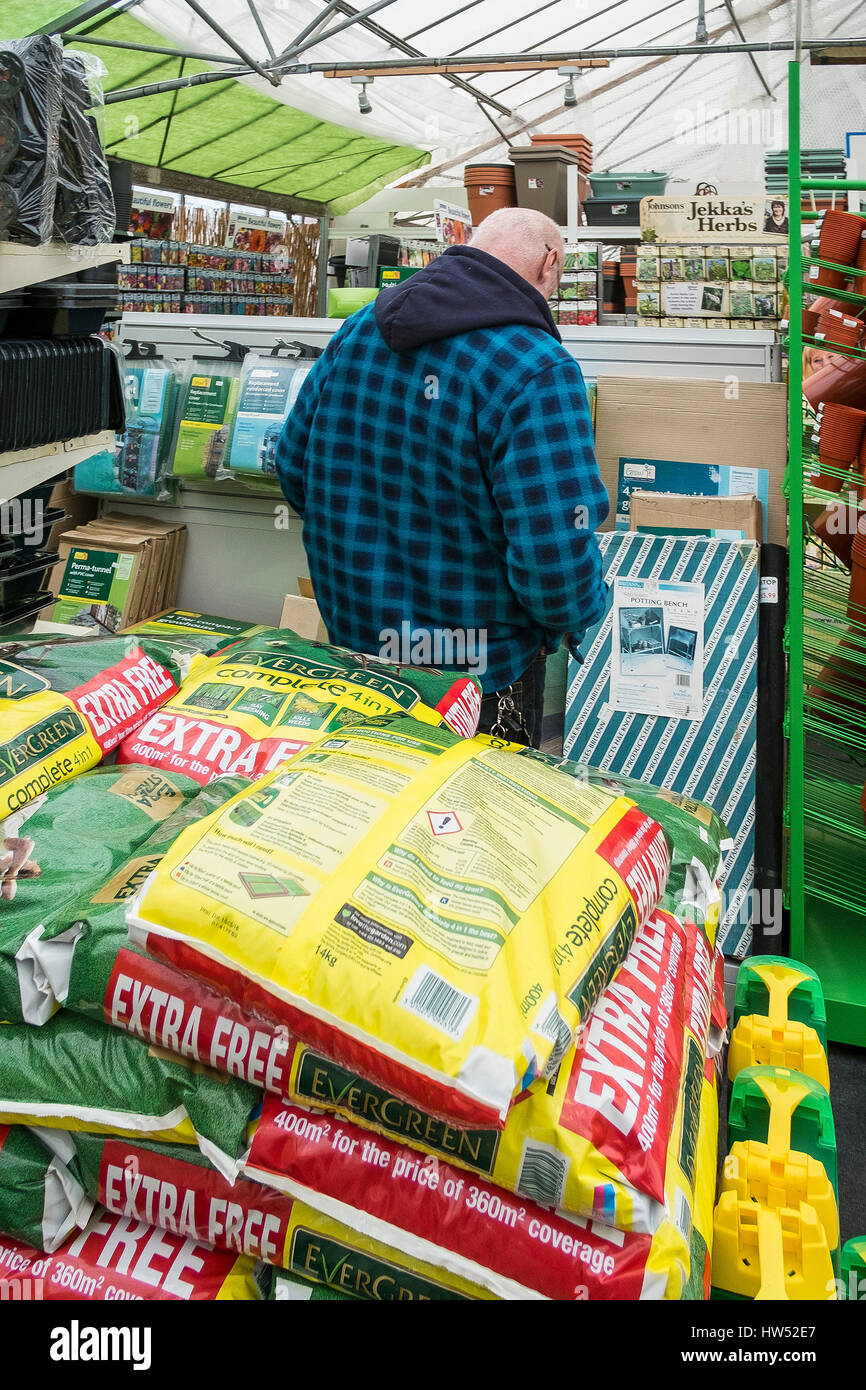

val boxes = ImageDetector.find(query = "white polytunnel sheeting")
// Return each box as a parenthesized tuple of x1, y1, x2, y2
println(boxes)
(127, 0, 866, 206)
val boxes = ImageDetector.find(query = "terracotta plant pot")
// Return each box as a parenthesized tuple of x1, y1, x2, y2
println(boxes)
(808, 263, 847, 292)
(817, 209, 866, 268)
(848, 529, 866, 622)
(811, 502, 857, 566)
(463, 165, 516, 225)
(816, 402, 866, 460)
(804, 353, 866, 411)
(803, 307, 821, 337)
(815, 308, 863, 349)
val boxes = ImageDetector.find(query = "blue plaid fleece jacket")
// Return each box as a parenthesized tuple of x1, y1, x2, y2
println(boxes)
(275, 244, 609, 691)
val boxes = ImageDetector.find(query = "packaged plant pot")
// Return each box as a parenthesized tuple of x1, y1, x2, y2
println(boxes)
(171, 350, 245, 479)
(75, 349, 180, 501)
(4, 35, 63, 244)
(223, 355, 312, 482)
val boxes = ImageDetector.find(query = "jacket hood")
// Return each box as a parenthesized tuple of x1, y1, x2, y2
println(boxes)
(373, 244, 561, 352)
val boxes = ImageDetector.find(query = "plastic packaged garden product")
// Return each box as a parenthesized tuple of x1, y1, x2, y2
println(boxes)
(0, 1209, 264, 1300)
(128, 716, 670, 1127)
(61, 776, 250, 1021)
(117, 630, 482, 784)
(53, 49, 114, 246)
(0, 612, 259, 815)
(0, 1012, 256, 1181)
(67, 1131, 491, 1300)
(680, 1058, 720, 1300)
(0, 1124, 92, 1253)
(171, 355, 244, 479)
(274, 907, 714, 1235)
(222, 355, 312, 481)
(243, 1086, 690, 1301)
(74, 351, 181, 502)
(0, 764, 201, 1025)
(5, 36, 63, 244)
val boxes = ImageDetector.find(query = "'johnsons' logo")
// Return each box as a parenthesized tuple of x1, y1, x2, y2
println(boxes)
(50, 1320, 152, 1372)
(378, 623, 488, 677)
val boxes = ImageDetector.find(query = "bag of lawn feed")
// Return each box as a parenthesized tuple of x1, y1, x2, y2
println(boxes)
(0, 1012, 256, 1181)
(62, 774, 253, 1025)
(270, 907, 714, 1236)
(0, 610, 260, 815)
(128, 716, 670, 1128)
(0, 1124, 92, 1253)
(570, 764, 729, 937)
(240, 932, 715, 1300)
(680, 1057, 719, 1301)
(66, 1130, 492, 1300)
(0, 1209, 265, 1300)
(117, 630, 482, 785)
(0, 765, 201, 1025)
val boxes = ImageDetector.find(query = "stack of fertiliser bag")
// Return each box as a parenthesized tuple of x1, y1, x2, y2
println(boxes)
(0, 636, 487, 1301)
(712, 956, 848, 1301)
(0, 622, 730, 1300)
(106, 715, 728, 1302)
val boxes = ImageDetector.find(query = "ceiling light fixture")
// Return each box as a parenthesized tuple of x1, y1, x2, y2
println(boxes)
(557, 65, 581, 108)
(352, 75, 373, 114)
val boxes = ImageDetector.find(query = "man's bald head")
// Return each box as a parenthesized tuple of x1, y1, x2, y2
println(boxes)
(470, 207, 564, 300)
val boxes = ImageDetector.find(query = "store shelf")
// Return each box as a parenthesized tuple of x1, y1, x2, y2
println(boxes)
(0, 431, 114, 498)
(0, 242, 129, 295)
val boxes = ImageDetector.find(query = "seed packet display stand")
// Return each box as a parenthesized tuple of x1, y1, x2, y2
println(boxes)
(786, 59, 866, 1046)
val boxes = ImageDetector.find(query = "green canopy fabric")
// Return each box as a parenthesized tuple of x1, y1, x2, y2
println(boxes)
(1, 0, 429, 214)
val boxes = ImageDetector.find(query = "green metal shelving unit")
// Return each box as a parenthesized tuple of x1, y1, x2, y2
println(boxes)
(786, 59, 866, 1046)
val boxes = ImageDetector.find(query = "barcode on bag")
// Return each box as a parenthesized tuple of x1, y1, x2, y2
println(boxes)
(400, 966, 478, 1040)
(516, 1140, 568, 1208)
(673, 1187, 692, 1241)
(675, 674, 692, 687)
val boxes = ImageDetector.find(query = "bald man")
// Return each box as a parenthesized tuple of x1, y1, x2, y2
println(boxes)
(275, 205, 608, 747)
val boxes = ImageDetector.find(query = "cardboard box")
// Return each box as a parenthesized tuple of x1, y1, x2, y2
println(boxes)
(629, 490, 763, 541)
(279, 593, 329, 642)
(595, 376, 788, 546)
(49, 530, 154, 632)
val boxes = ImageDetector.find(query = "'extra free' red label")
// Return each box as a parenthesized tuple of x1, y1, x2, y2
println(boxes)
(98, 1140, 290, 1265)
(562, 910, 687, 1210)
(70, 648, 179, 754)
(107, 949, 292, 1093)
(117, 712, 306, 784)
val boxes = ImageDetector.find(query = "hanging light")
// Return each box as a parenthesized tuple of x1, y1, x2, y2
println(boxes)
(352, 75, 373, 114)
(557, 65, 581, 108)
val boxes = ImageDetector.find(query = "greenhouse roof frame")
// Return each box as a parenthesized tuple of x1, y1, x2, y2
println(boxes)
(5, 0, 865, 213)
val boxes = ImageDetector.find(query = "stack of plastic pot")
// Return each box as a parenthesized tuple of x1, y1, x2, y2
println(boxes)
(712, 956, 844, 1299)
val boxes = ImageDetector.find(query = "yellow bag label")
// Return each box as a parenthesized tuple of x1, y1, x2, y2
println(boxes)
(0, 691, 101, 816)
(130, 718, 669, 1124)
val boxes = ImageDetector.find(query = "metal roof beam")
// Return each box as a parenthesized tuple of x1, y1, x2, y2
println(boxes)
(273, 0, 401, 65)
(721, 0, 775, 99)
(246, 0, 276, 61)
(57, 33, 241, 63)
(330, 0, 516, 118)
(32, 0, 128, 32)
(179, 0, 280, 85)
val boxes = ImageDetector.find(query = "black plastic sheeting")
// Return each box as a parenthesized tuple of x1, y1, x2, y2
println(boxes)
(752, 541, 788, 955)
